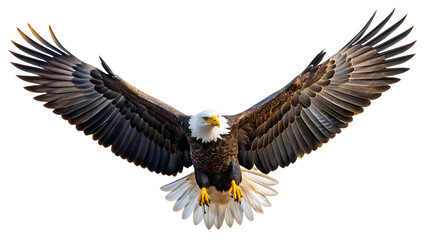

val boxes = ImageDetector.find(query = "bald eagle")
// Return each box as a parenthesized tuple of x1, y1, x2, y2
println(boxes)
(11, 10, 414, 229)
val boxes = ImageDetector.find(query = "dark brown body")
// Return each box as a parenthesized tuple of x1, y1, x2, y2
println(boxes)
(187, 125, 241, 191)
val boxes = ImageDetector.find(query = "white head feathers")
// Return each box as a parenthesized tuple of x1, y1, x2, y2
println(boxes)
(188, 109, 230, 143)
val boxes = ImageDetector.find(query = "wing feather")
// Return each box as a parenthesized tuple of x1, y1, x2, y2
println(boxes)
(12, 25, 192, 176)
(232, 11, 414, 173)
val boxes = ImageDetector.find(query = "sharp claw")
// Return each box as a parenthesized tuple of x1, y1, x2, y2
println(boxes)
(228, 180, 243, 203)
(198, 187, 211, 207)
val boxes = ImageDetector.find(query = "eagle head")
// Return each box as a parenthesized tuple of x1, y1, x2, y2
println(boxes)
(188, 109, 230, 143)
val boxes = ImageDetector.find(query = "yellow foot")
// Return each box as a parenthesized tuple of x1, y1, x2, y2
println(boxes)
(198, 187, 211, 207)
(228, 180, 243, 203)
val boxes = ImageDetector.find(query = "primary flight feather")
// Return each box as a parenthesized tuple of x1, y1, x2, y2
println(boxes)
(11, 10, 414, 229)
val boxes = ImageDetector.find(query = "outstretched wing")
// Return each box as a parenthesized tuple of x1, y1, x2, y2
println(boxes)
(11, 25, 192, 176)
(231, 10, 415, 174)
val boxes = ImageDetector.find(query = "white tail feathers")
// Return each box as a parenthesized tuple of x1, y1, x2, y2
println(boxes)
(160, 169, 278, 229)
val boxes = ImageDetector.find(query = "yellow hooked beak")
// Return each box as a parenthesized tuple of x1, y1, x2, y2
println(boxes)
(204, 115, 220, 127)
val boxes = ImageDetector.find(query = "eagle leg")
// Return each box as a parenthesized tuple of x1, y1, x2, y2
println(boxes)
(228, 180, 243, 203)
(198, 187, 211, 207)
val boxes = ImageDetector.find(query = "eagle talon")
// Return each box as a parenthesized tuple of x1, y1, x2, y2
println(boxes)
(198, 187, 210, 207)
(228, 180, 243, 203)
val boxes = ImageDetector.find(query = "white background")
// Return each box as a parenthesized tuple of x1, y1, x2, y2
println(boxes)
(1, 0, 425, 239)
